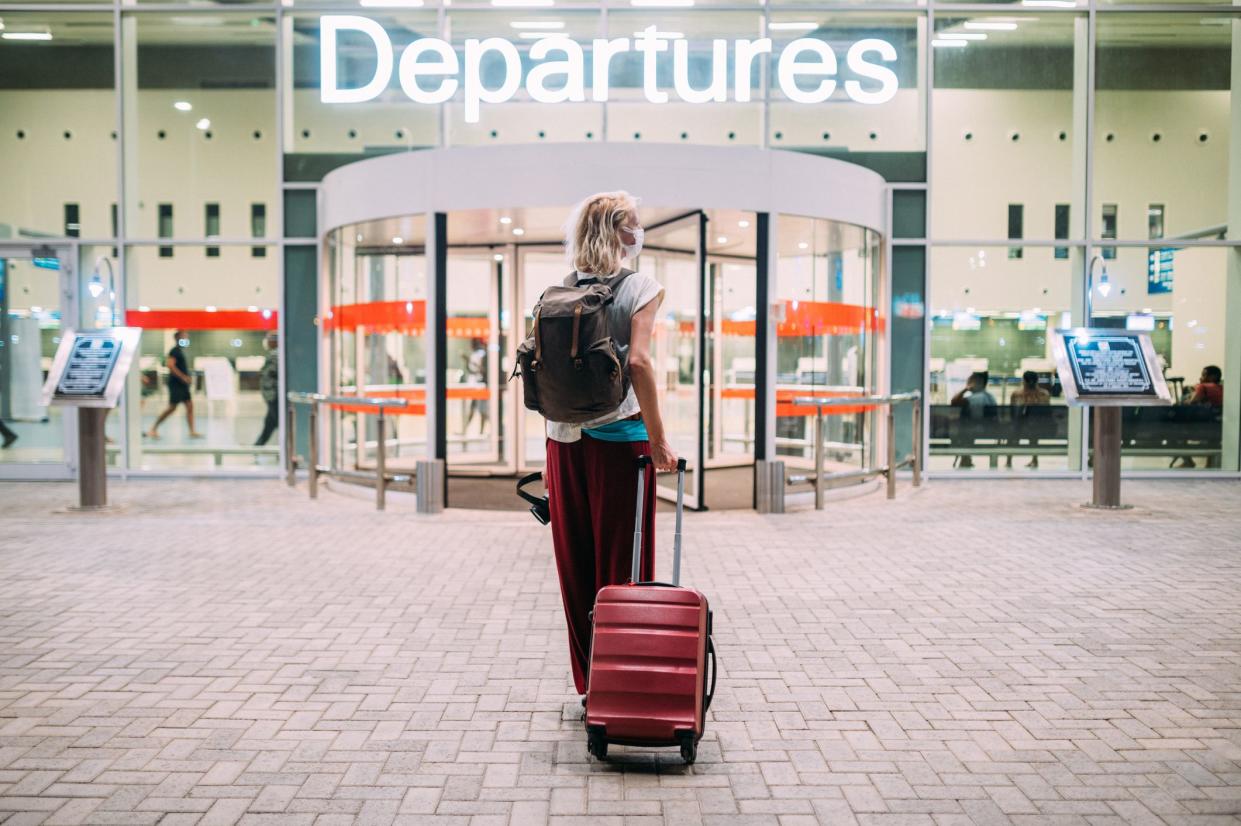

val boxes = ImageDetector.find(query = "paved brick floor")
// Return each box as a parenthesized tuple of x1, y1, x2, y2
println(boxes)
(1, 478, 1240, 826)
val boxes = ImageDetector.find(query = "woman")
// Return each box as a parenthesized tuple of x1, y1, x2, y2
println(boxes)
(544, 191, 678, 699)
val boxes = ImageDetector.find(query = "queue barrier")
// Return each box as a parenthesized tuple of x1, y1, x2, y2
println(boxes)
(787, 391, 923, 508)
(286, 391, 415, 511)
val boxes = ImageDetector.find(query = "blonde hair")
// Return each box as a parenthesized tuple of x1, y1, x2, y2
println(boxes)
(565, 191, 639, 276)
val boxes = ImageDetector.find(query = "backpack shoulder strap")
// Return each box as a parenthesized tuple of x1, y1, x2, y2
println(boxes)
(562, 271, 579, 287)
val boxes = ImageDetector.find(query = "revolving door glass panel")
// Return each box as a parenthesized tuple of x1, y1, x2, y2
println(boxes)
(326, 219, 428, 475)
(775, 216, 883, 478)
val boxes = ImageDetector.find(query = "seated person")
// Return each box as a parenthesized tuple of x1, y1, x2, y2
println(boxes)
(1189, 365, 1223, 408)
(1177, 365, 1223, 468)
(950, 371, 996, 469)
(1007, 370, 1051, 470)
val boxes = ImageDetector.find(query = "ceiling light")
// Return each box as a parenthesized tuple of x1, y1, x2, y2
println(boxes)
(510, 20, 565, 29)
(248, 305, 259, 312)
(3, 31, 52, 41)
(1021, 0, 1076, 7)
(196, 118, 211, 130)
(490, 0, 555, 7)
(939, 32, 987, 40)
(964, 21, 1019, 30)
(798, 241, 809, 250)
(356, 233, 364, 242)
(738, 220, 750, 228)
(494, 254, 504, 261)
(768, 21, 817, 31)
(392, 236, 404, 244)
(138, 305, 151, 312)
(512, 228, 526, 236)
(932, 39, 969, 48)
(359, 0, 424, 6)
(499, 216, 512, 224)
(174, 101, 193, 112)
(205, 305, 218, 312)
(630, 0, 694, 6)
(716, 236, 728, 244)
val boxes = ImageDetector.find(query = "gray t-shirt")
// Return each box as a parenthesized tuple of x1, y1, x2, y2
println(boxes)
(545, 269, 665, 444)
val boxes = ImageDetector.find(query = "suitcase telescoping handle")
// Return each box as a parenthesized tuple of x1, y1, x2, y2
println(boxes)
(631, 455, 688, 586)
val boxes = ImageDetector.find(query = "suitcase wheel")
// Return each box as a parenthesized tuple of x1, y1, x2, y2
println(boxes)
(586, 726, 608, 761)
(677, 731, 696, 765)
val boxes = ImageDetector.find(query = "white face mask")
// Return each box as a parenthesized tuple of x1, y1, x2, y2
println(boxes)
(622, 226, 644, 261)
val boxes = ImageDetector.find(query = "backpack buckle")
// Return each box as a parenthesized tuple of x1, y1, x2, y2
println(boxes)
(574, 358, 583, 371)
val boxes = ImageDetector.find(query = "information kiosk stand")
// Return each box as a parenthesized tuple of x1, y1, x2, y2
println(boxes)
(1051, 329, 1172, 509)
(41, 328, 141, 510)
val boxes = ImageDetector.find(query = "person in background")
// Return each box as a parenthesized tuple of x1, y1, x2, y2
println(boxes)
(0, 419, 16, 449)
(461, 338, 489, 436)
(254, 333, 279, 446)
(1190, 365, 1223, 408)
(1176, 365, 1224, 469)
(146, 329, 203, 440)
(1007, 370, 1050, 470)
(951, 371, 996, 469)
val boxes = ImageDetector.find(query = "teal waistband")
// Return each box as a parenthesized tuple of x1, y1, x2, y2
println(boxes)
(583, 418, 649, 442)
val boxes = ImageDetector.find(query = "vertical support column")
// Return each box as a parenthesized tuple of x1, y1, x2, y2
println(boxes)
(418, 212, 447, 513)
(120, 12, 143, 469)
(1222, 19, 1241, 471)
(308, 402, 319, 499)
(813, 409, 824, 510)
(285, 401, 296, 486)
(376, 408, 387, 511)
(1068, 13, 1093, 474)
(886, 404, 897, 500)
(911, 395, 923, 487)
(753, 212, 782, 512)
(696, 211, 708, 510)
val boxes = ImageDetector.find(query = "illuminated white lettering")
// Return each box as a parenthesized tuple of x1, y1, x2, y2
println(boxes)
(845, 38, 898, 105)
(526, 36, 585, 104)
(733, 38, 772, 103)
(320, 15, 393, 104)
(464, 37, 522, 123)
(777, 38, 837, 104)
(399, 38, 459, 104)
(673, 38, 728, 104)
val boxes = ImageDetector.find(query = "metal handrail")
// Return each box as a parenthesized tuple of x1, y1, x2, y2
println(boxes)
(788, 391, 923, 507)
(285, 392, 413, 511)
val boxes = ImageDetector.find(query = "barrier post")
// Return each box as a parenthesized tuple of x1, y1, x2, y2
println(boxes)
(1090, 406, 1125, 508)
(813, 408, 824, 510)
(911, 393, 923, 488)
(285, 402, 297, 487)
(376, 408, 387, 512)
(308, 402, 319, 499)
(886, 404, 897, 500)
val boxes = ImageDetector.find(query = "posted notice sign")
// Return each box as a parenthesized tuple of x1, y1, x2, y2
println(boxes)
(42, 327, 142, 408)
(1051, 329, 1172, 407)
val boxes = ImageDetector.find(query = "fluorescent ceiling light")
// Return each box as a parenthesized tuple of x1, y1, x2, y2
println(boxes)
(630, 0, 695, 7)
(964, 21, 1019, 30)
(491, 0, 555, 7)
(3, 31, 52, 40)
(716, 236, 728, 244)
(932, 39, 968, 48)
(392, 236, 404, 244)
(174, 100, 193, 111)
(195, 118, 211, 130)
(499, 216, 512, 224)
(494, 254, 504, 261)
(939, 32, 987, 40)
(768, 21, 817, 31)
(512, 228, 526, 236)
(1021, 0, 1076, 7)
(519, 31, 566, 38)
(359, 0, 424, 6)
(510, 20, 565, 29)
(738, 220, 750, 228)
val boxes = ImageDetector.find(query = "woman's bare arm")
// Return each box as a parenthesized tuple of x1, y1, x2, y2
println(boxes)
(628, 298, 677, 471)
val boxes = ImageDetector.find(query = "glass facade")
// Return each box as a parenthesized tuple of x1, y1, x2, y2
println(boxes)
(0, 0, 1237, 480)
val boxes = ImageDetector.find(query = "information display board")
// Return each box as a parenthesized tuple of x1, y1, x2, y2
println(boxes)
(1051, 329, 1172, 407)
(42, 327, 142, 408)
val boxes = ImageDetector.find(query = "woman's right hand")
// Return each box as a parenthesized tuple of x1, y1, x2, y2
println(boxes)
(650, 438, 678, 472)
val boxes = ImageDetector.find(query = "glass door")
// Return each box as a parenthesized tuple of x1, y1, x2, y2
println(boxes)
(0, 243, 77, 479)
(638, 213, 705, 510)
(513, 245, 568, 473)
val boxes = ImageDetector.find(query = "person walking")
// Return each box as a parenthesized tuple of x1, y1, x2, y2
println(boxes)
(542, 191, 677, 700)
(254, 333, 279, 446)
(146, 329, 203, 440)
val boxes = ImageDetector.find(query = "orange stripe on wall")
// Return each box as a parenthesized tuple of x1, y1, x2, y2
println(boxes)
(126, 309, 278, 331)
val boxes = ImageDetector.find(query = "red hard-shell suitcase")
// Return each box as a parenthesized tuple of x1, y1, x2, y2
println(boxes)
(584, 456, 717, 764)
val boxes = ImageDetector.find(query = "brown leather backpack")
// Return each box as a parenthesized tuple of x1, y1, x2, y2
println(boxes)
(514, 270, 635, 424)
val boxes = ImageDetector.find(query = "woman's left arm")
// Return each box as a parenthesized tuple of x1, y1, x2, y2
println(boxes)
(628, 298, 677, 471)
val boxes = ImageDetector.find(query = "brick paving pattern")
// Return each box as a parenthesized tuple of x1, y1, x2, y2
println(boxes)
(1, 478, 1240, 825)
